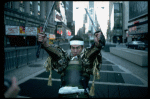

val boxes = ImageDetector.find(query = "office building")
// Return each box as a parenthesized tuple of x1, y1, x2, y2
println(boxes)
(4, 1, 56, 47)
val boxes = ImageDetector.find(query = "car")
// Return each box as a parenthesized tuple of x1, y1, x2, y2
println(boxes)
(126, 41, 146, 50)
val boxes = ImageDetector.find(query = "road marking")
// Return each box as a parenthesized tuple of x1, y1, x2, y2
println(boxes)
(102, 56, 131, 74)
(17, 95, 30, 98)
(100, 70, 127, 74)
(31, 77, 61, 81)
(102, 56, 148, 87)
(102, 64, 116, 66)
(31, 77, 147, 87)
(18, 69, 46, 85)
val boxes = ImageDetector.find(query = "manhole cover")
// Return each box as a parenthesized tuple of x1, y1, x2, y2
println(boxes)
(28, 64, 43, 67)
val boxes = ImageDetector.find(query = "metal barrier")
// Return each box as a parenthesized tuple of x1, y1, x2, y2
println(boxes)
(4, 42, 90, 72)
(4, 46, 49, 71)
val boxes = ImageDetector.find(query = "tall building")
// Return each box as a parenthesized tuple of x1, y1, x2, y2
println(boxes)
(64, 1, 74, 36)
(108, 1, 123, 43)
(4, 1, 56, 47)
(113, 2, 123, 43)
(108, 1, 148, 45)
(55, 1, 72, 40)
(88, 1, 95, 34)
(122, 1, 129, 43)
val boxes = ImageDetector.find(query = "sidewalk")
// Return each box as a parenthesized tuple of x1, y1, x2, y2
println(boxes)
(4, 57, 47, 81)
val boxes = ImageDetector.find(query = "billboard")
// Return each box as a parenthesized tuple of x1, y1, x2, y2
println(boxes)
(37, 27, 43, 33)
(5, 25, 19, 35)
(25, 27, 37, 35)
(5, 25, 40, 36)
(19, 26, 25, 35)
(49, 34, 56, 40)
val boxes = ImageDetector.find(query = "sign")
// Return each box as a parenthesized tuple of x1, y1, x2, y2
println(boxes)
(67, 30, 71, 36)
(25, 27, 37, 35)
(37, 27, 43, 33)
(19, 26, 25, 34)
(57, 26, 62, 35)
(128, 23, 148, 35)
(55, 10, 62, 22)
(5, 25, 19, 35)
(49, 34, 56, 40)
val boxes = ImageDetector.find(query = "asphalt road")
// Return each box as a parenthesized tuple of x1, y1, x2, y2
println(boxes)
(16, 42, 148, 98)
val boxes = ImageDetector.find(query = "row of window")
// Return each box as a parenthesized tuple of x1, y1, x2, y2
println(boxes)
(5, 1, 54, 20)
(4, 16, 25, 26)
(114, 3, 123, 29)
(4, 15, 55, 33)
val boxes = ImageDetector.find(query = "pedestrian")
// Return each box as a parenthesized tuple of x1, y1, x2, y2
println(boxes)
(37, 29, 105, 98)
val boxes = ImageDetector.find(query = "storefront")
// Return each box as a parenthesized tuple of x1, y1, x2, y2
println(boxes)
(5, 25, 41, 47)
(128, 1, 148, 45)
(55, 22, 71, 42)
(128, 20, 148, 44)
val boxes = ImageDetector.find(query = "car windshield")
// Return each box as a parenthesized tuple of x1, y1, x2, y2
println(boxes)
(132, 41, 138, 44)
(132, 41, 144, 44)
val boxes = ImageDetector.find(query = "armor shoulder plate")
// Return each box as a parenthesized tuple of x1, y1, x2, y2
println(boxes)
(44, 45, 69, 73)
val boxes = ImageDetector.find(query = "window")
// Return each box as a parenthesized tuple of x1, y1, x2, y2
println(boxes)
(38, 1, 40, 17)
(5, 2, 13, 8)
(114, 3, 122, 13)
(19, 1, 24, 12)
(30, 1, 34, 15)
(114, 3, 122, 30)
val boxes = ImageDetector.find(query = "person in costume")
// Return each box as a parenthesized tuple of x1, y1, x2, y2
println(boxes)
(37, 29, 105, 98)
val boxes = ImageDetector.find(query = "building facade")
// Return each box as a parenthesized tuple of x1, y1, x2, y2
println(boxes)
(128, 1, 148, 45)
(108, 1, 124, 43)
(113, 3, 123, 43)
(55, 1, 73, 41)
(108, 1, 123, 43)
(88, 1, 95, 35)
(108, 1, 148, 45)
(64, 1, 75, 36)
(122, 1, 129, 43)
(4, 1, 56, 47)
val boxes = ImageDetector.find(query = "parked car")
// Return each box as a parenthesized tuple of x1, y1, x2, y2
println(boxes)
(126, 41, 146, 50)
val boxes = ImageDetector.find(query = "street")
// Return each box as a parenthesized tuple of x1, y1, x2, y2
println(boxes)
(4, 43, 147, 98)
(17, 56, 148, 98)
(4, 1, 148, 98)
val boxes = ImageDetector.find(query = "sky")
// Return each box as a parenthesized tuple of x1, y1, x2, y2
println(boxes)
(73, 1, 109, 36)
(73, 1, 88, 35)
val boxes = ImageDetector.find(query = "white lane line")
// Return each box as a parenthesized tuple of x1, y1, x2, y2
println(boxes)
(102, 56, 148, 87)
(18, 69, 46, 85)
(31, 77, 147, 87)
(100, 70, 127, 74)
(17, 95, 30, 98)
(31, 77, 61, 81)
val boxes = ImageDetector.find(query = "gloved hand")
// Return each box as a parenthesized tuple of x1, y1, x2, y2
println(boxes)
(37, 32, 49, 47)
